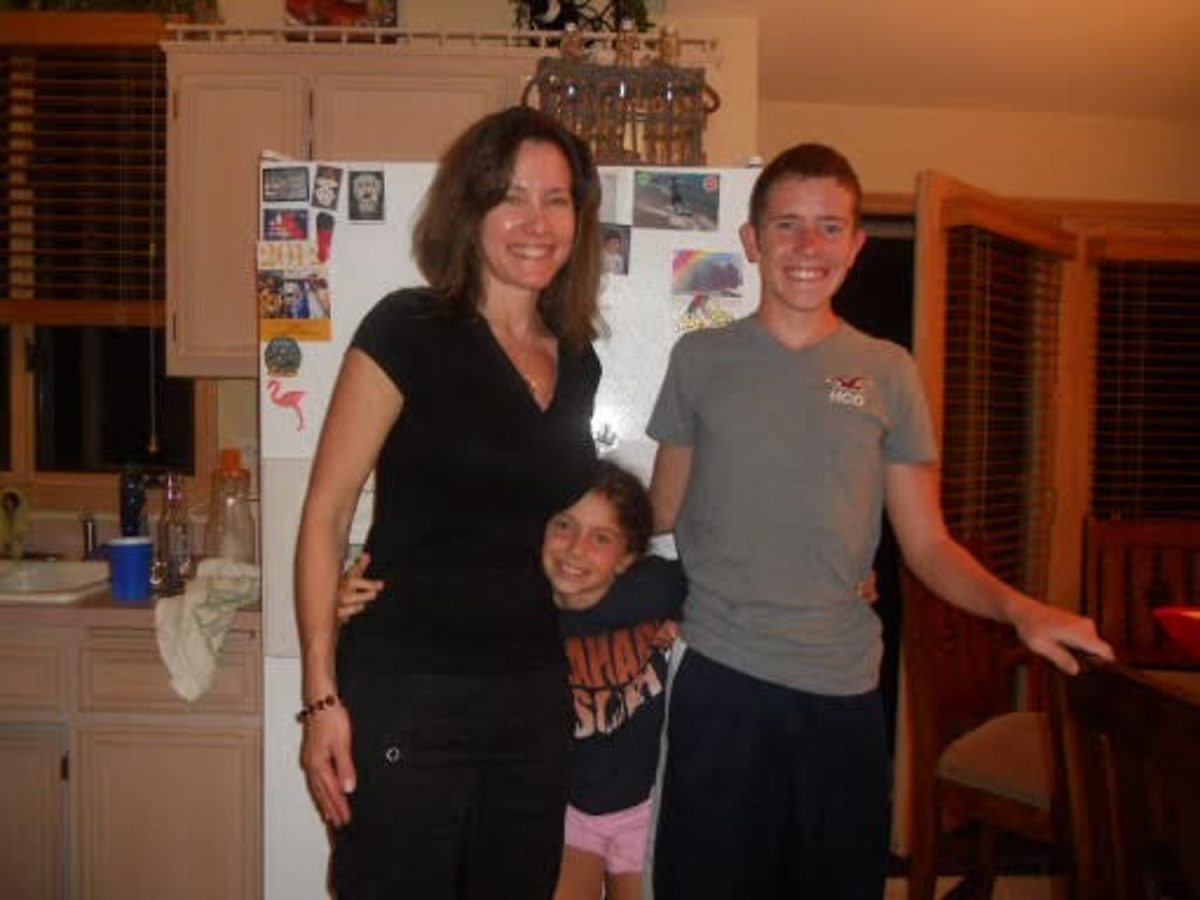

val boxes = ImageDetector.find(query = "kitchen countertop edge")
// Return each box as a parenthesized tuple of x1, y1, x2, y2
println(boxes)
(0, 592, 262, 631)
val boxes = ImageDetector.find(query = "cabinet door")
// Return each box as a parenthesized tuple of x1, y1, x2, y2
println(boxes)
(75, 726, 261, 900)
(311, 70, 517, 160)
(0, 724, 66, 900)
(167, 69, 304, 377)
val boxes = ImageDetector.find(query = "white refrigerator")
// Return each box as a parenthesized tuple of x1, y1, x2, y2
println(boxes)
(257, 159, 763, 897)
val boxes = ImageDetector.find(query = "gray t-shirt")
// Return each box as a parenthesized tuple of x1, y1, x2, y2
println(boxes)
(647, 316, 938, 695)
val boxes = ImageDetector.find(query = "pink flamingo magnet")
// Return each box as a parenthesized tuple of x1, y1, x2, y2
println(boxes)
(266, 378, 306, 431)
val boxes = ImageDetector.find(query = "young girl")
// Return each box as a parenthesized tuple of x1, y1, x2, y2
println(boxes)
(337, 460, 684, 900)
(542, 461, 684, 900)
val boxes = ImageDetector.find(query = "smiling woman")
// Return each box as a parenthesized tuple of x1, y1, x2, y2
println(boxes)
(294, 106, 603, 898)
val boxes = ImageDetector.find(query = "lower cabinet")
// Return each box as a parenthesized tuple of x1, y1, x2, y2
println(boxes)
(76, 726, 260, 900)
(0, 616, 262, 900)
(0, 723, 66, 899)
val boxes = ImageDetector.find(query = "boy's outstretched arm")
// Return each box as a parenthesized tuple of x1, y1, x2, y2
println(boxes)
(884, 461, 1114, 674)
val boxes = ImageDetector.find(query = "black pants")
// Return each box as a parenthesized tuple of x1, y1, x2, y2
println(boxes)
(652, 649, 890, 900)
(331, 667, 571, 900)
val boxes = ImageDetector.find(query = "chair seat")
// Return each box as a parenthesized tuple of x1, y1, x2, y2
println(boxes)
(936, 711, 1054, 811)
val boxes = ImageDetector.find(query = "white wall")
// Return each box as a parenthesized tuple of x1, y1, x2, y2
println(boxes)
(760, 99, 1200, 203)
(661, 14, 758, 167)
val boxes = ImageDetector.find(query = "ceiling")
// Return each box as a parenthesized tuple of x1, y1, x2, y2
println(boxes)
(665, 0, 1200, 120)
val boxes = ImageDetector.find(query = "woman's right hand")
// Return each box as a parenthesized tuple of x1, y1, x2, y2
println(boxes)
(300, 702, 356, 828)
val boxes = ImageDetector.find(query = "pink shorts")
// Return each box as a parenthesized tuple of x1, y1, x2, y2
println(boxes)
(563, 797, 653, 875)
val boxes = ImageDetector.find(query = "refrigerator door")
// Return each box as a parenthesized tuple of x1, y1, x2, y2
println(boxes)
(592, 166, 761, 481)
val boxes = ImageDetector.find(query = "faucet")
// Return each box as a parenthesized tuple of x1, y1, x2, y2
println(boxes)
(0, 487, 29, 559)
(81, 510, 98, 560)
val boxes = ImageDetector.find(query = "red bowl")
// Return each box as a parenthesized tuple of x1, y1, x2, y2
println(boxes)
(1153, 606, 1200, 661)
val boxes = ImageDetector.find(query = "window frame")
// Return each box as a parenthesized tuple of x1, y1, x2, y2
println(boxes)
(1085, 233, 1200, 520)
(913, 171, 1075, 600)
(1, 12, 215, 515)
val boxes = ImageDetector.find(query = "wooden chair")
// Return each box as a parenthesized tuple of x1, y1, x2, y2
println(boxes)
(902, 564, 1068, 900)
(1051, 654, 1200, 900)
(1083, 517, 1200, 669)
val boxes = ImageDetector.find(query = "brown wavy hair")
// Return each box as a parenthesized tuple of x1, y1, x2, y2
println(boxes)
(748, 143, 863, 232)
(590, 460, 653, 556)
(413, 106, 603, 350)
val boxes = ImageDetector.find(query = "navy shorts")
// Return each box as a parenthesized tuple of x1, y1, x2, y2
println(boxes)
(652, 649, 890, 900)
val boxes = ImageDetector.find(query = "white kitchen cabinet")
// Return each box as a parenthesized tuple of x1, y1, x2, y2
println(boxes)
(0, 724, 66, 899)
(76, 725, 259, 900)
(0, 607, 262, 899)
(166, 54, 306, 378)
(0, 632, 68, 898)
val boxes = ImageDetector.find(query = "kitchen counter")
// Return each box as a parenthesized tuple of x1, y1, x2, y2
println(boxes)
(0, 590, 261, 630)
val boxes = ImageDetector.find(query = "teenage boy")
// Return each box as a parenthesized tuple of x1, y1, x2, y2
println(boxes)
(645, 143, 1112, 899)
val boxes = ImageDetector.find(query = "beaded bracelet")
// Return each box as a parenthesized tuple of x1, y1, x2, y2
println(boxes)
(296, 693, 340, 723)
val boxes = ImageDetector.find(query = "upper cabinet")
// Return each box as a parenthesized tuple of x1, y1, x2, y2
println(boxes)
(164, 40, 538, 377)
(167, 55, 305, 378)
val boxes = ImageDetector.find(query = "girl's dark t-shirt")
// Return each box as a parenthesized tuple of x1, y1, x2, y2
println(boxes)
(559, 556, 686, 813)
(340, 288, 600, 676)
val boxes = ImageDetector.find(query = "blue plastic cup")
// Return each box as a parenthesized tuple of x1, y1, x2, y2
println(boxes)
(109, 536, 153, 603)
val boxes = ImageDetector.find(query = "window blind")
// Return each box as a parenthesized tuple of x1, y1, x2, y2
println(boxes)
(941, 225, 1063, 595)
(1091, 240, 1200, 519)
(1, 42, 165, 323)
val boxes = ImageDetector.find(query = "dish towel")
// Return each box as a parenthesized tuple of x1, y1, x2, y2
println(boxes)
(155, 558, 260, 702)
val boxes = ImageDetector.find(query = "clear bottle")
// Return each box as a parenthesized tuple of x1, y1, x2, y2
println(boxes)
(204, 448, 256, 564)
(157, 472, 193, 595)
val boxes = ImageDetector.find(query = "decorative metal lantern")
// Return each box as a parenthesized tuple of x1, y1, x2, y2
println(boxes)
(522, 26, 720, 167)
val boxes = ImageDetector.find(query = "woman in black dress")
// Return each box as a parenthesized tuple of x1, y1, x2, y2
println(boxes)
(295, 107, 603, 899)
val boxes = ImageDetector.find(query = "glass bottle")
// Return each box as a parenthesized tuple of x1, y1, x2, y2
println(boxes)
(157, 472, 193, 595)
(119, 464, 147, 537)
(204, 448, 256, 564)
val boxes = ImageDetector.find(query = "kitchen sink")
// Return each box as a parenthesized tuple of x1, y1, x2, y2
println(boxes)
(0, 560, 109, 604)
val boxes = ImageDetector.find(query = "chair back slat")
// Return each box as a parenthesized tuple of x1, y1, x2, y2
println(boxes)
(1083, 518, 1200, 668)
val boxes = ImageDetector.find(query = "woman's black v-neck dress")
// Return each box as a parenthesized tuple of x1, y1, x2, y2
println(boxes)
(331, 288, 600, 899)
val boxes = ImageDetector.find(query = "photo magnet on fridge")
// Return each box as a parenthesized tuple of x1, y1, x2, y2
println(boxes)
(348, 170, 386, 222)
(312, 165, 343, 211)
(601, 223, 631, 276)
(262, 166, 311, 203)
(671, 249, 746, 332)
(260, 266, 332, 343)
(263, 208, 309, 241)
(632, 171, 720, 231)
